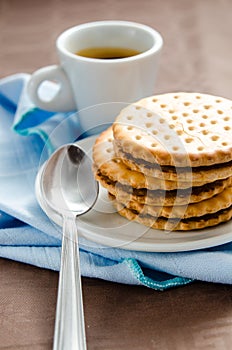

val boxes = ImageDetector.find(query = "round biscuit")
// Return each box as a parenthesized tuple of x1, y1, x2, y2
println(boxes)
(96, 172, 232, 206)
(113, 92, 232, 167)
(111, 199, 232, 231)
(115, 147, 232, 182)
(108, 185, 232, 219)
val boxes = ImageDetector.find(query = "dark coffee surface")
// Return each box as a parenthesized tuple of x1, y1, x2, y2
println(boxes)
(1, 0, 232, 349)
(76, 47, 141, 59)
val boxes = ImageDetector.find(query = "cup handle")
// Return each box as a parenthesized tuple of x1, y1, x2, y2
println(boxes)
(27, 65, 76, 112)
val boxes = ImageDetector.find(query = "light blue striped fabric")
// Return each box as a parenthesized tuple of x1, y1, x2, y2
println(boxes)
(1, 73, 232, 290)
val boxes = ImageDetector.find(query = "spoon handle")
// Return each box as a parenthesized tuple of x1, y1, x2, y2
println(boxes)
(53, 216, 87, 350)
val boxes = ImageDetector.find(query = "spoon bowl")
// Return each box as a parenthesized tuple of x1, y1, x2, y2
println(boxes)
(36, 143, 99, 350)
(40, 144, 98, 216)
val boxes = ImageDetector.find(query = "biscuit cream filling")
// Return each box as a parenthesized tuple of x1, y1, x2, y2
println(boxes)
(126, 205, 232, 223)
(116, 146, 232, 173)
(95, 169, 229, 198)
(111, 196, 232, 223)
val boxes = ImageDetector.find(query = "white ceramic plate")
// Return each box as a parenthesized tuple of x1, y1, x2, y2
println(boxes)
(36, 134, 232, 252)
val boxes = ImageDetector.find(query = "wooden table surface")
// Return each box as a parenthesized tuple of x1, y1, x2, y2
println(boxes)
(1, 0, 232, 349)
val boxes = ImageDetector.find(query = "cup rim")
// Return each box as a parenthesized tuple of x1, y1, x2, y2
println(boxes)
(56, 20, 163, 63)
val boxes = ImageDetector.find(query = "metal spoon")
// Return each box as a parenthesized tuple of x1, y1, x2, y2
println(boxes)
(37, 144, 99, 350)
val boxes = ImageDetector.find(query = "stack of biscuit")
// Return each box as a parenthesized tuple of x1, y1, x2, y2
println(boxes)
(93, 92, 232, 231)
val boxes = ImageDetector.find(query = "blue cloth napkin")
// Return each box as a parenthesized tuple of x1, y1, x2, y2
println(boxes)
(1, 73, 232, 291)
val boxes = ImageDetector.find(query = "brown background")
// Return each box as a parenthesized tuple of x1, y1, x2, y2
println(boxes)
(1, 0, 232, 349)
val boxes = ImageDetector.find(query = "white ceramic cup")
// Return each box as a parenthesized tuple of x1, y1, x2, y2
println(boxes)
(27, 20, 163, 133)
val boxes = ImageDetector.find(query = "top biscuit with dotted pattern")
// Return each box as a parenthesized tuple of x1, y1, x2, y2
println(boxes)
(112, 92, 232, 167)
